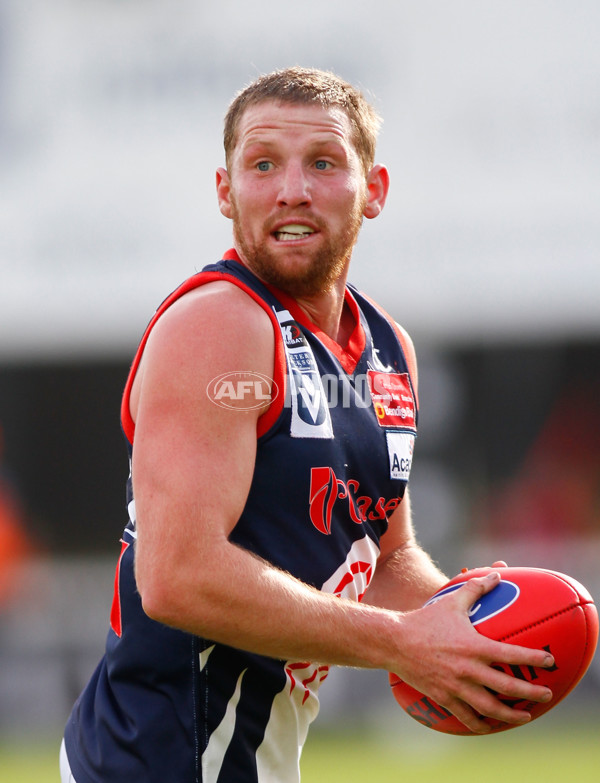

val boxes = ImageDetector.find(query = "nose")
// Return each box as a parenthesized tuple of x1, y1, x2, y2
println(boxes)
(277, 161, 311, 208)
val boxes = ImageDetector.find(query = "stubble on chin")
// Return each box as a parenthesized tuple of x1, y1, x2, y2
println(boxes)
(231, 206, 364, 299)
(233, 230, 344, 297)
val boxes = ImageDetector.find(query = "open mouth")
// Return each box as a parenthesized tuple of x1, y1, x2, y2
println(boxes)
(273, 224, 316, 242)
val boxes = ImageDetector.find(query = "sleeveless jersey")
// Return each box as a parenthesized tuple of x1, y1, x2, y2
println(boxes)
(64, 251, 419, 783)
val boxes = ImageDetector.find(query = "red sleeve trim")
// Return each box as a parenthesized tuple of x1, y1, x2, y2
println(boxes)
(120, 269, 286, 444)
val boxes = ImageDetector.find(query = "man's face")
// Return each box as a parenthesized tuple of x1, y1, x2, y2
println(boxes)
(217, 100, 372, 297)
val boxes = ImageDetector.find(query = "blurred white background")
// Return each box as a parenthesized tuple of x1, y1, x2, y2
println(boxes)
(1, 0, 598, 358)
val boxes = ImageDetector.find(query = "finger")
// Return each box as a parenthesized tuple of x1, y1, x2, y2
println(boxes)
(490, 640, 555, 670)
(442, 699, 493, 735)
(441, 690, 532, 734)
(455, 688, 534, 728)
(484, 665, 553, 704)
(491, 560, 508, 568)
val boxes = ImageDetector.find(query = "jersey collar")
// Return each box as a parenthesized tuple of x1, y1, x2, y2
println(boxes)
(222, 249, 365, 374)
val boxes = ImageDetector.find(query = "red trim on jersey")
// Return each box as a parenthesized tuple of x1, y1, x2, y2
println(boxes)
(120, 263, 287, 444)
(266, 286, 365, 375)
(110, 539, 129, 638)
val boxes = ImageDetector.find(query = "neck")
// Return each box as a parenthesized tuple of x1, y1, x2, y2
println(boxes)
(233, 249, 354, 344)
(292, 276, 351, 343)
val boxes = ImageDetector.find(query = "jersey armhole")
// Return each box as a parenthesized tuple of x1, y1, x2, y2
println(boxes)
(359, 293, 419, 410)
(120, 272, 287, 444)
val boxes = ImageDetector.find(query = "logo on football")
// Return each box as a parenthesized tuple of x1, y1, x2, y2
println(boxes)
(425, 579, 520, 626)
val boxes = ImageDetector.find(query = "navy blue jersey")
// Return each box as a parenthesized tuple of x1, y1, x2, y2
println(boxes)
(64, 252, 418, 783)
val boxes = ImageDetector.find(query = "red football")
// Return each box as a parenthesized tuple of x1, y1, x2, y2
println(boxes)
(389, 566, 599, 735)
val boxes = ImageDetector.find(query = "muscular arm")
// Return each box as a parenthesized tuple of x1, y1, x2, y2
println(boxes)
(131, 282, 401, 666)
(130, 284, 553, 733)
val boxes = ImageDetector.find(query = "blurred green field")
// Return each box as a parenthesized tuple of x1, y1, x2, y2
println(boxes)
(0, 741, 60, 783)
(2, 714, 598, 782)
(302, 722, 600, 783)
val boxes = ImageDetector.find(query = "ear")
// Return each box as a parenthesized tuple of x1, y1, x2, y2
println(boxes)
(216, 167, 233, 219)
(363, 164, 390, 219)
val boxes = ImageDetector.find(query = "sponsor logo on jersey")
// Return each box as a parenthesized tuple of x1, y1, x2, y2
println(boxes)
(367, 370, 416, 431)
(386, 431, 415, 480)
(425, 579, 520, 625)
(309, 466, 402, 535)
(280, 322, 305, 348)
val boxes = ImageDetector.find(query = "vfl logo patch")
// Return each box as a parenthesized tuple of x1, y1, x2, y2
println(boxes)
(290, 362, 328, 427)
(425, 580, 520, 625)
(276, 309, 333, 439)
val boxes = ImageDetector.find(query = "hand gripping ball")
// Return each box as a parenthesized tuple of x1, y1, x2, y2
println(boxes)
(389, 566, 599, 735)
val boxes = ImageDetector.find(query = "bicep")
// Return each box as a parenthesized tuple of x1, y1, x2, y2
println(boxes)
(132, 353, 259, 537)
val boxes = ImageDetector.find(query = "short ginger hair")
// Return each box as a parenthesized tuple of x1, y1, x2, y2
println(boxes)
(223, 67, 382, 176)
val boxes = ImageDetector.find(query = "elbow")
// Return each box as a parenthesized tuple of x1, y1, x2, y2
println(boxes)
(135, 556, 180, 627)
(138, 583, 170, 626)
(135, 551, 217, 636)
(133, 533, 232, 636)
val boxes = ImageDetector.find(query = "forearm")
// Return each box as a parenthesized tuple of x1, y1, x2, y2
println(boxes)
(138, 533, 405, 671)
(136, 505, 445, 668)
(362, 540, 448, 613)
(136, 516, 557, 736)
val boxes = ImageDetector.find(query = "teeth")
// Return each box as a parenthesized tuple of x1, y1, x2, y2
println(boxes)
(275, 224, 315, 241)
(277, 233, 305, 241)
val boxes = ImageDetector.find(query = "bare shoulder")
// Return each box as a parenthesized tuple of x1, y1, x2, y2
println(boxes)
(153, 279, 274, 346)
(130, 280, 276, 422)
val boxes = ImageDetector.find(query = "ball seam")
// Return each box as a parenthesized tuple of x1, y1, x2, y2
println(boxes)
(495, 602, 580, 641)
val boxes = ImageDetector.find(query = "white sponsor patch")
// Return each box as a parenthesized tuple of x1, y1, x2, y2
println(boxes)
(276, 308, 333, 439)
(386, 431, 415, 480)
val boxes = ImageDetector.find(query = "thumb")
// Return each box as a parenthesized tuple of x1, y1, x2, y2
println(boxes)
(453, 571, 501, 613)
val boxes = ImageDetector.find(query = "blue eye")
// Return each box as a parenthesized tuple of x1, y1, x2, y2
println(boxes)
(257, 161, 272, 172)
(315, 160, 330, 170)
